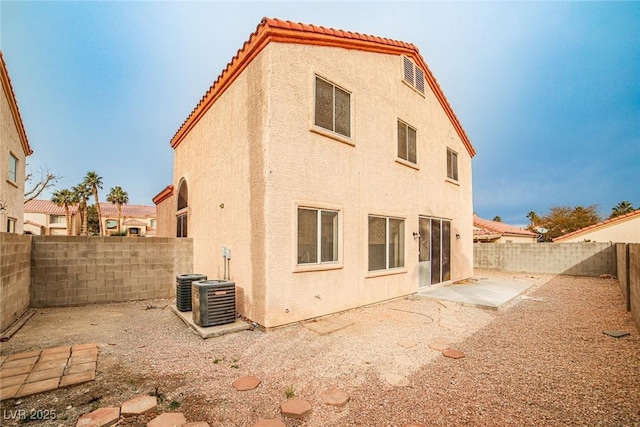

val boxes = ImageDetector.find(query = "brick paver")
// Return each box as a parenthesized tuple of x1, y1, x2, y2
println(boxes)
(280, 399, 312, 419)
(0, 343, 98, 401)
(76, 407, 120, 427)
(147, 412, 187, 427)
(15, 377, 60, 398)
(121, 394, 158, 415)
(253, 420, 285, 427)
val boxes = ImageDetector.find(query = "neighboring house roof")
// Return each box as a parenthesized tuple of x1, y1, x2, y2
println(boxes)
(0, 51, 33, 156)
(473, 214, 537, 240)
(100, 203, 156, 218)
(24, 219, 45, 228)
(553, 209, 640, 242)
(153, 185, 174, 205)
(24, 199, 79, 215)
(123, 219, 147, 227)
(170, 17, 475, 158)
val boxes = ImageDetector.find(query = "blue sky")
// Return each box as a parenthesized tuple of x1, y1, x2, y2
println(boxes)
(1, 1, 638, 225)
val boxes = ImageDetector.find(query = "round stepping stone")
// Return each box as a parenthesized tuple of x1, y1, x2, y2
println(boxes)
(121, 395, 157, 415)
(232, 375, 261, 391)
(320, 388, 350, 407)
(253, 420, 285, 427)
(385, 373, 410, 387)
(280, 399, 312, 419)
(398, 341, 416, 349)
(76, 407, 120, 427)
(428, 342, 449, 351)
(147, 412, 187, 427)
(442, 348, 465, 359)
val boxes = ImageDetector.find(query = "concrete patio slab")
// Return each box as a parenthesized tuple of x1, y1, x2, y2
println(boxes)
(170, 305, 252, 339)
(416, 277, 534, 309)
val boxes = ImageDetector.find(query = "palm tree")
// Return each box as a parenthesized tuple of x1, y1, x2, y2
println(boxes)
(51, 189, 77, 236)
(106, 186, 129, 234)
(610, 201, 635, 219)
(84, 171, 103, 235)
(72, 182, 92, 236)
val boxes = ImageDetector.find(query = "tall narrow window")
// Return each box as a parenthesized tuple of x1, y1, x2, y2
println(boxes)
(447, 148, 458, 181)
(368, 216, 405, 271)
(314, 76, 351, 138)
(176, 180, 188, 238)
(397, 120, 417, 164)
(298, 207, 338, 265)
(6, 218, 16, 233)
(8, 153, 18, 182)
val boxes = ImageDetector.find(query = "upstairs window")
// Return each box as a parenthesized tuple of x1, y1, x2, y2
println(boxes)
(50, 215, 65, 224)
(397, 120, 417, 164)
(402, 56, 425, 94)
(314, 76, 351, 138)
(8, 153, 18, 182)
(177, 179, 188, 238)
(447, 148, 459, 181)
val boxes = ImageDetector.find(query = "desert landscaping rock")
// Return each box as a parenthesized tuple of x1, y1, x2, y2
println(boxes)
(232, 375, 261, 391)
(75, 407, 120, 427)
(183, 423, 210, 427)
(0, 272, 638, 426)
(385, 373, 410, 387)
(147, 412, 187, 427)
(280, 399, 312, 419)
(398, 340, 417, 348)
(320, 388, 350, 407)
(120, 394, 158, 415)
(428, 342, 449, 351)
(252, 420, 285, 427)
(442, 348, 465, 359)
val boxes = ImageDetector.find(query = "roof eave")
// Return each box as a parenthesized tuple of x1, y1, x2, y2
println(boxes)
(169, 18, 475, 158)
(0, 51, 33, 157)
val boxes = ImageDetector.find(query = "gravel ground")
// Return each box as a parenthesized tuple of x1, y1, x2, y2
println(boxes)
(0, 270, 638, 426)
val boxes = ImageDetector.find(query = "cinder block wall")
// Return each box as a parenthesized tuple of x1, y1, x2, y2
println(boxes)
(474, 242, 616, 276)
(0, 233, 32, 332)
(30, 236, 193, 307)
(616, 243, 630, 311)
(629, 244, 640, 332)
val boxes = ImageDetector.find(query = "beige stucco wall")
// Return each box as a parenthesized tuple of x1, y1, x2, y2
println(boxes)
(155, 193, 175, 238)
(558, 217, 640, 243)
(172, 42, 473, 328)
(1, 78, 27, 234)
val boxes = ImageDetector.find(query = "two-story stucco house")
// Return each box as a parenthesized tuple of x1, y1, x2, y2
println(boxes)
(1, 51, 33, 233)
(155, 18, 476, 328)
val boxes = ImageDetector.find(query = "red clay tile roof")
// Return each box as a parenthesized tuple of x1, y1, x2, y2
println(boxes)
(553, 209, 640, 242)
(99, 203, 156, 218)
(170, 17, 475, 158)
(1, 51, 33, 156)
(24, 219, 45, 228)
(473, 214, 536, 237)
(24, 199, 79, 215)
(152, 185, 174, 205)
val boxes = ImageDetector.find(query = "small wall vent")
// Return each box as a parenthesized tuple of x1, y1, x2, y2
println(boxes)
(192, 280, 236, 327)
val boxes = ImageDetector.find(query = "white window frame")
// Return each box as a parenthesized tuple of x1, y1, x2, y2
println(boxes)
(8, 152, 18, 183)
(7, 217, 16, 233)
(49, 215, 65, 225)
(312, 75, 353, 143)
(367, 215, 405, 273)
(397, 119, 417, 165)
(294, 203, 343, 273)
(447, 148, 459, 182)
